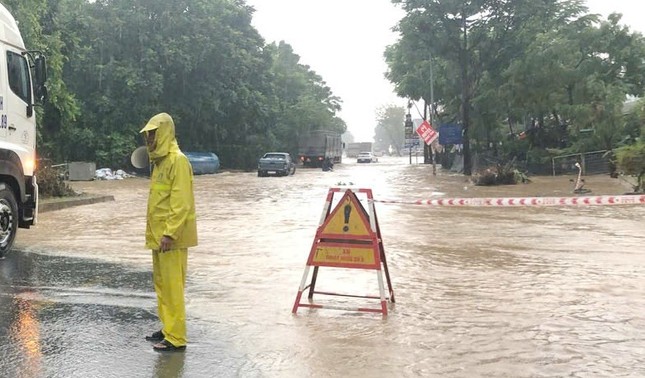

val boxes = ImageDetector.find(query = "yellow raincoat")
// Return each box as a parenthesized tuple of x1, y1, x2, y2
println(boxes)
(140, 112, 197, 347)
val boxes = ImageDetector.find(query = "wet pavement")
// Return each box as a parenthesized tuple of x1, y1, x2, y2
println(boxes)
(3, 156, 645, 377)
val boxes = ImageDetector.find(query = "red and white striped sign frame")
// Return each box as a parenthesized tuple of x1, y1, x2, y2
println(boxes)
(292, 188, 395, 317)
(373, 194, 645, 207)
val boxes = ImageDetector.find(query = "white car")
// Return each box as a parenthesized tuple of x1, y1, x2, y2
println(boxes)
(357, 152, 376, 163)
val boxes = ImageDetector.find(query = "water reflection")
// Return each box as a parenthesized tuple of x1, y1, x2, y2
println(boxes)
(153, 351, 186, 378)
(0, 252, 43, 378)
(11, 296, 43, 378)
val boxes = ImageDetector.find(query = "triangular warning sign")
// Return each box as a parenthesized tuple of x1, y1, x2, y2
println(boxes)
(319, 190, 373, 239)
(292, 188, 396, 316)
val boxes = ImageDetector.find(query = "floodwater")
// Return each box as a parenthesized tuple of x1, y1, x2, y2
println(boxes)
(5, 156, 645, 377)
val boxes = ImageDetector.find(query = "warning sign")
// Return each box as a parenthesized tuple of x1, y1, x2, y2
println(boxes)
(292, 188, 395, 316)
(318, 190, 372, 239)
(416, 119, 438, 145)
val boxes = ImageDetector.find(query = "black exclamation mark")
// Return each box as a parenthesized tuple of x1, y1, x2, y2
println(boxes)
(343, 204, 352, 232)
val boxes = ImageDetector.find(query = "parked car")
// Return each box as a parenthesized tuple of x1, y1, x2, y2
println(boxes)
(357, 151, 377, 163)
(257, 152, 296, 177)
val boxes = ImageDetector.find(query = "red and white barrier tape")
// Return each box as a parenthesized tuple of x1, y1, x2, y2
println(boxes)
(374, 194, 645, 207)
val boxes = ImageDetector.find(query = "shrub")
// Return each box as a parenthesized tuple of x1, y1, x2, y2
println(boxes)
(615, 141, 645, 192)
(473, 160, 530, 186)
(37, 163, 77, 198)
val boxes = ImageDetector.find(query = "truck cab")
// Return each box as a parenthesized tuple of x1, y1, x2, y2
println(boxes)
(0, 4, 47, 257)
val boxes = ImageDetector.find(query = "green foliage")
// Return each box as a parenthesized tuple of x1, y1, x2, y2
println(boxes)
(373, 105, 405, 155)
(266, 42, 346, 160)
(95, 132, 138, 169)
(525, 148, 554, 166)
(499, 138, 530, 161)
(615, 141, 645, 192)
(5, 0, 82, 161)
(387, 0, 645, 174)
(624, 98, 645, 142)
(10, 0, 345, 170)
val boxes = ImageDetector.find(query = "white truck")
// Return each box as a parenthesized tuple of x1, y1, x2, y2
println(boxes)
(0, 3, 48, 257)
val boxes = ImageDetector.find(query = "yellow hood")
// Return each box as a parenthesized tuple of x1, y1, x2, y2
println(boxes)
(140, 113, 180, 161)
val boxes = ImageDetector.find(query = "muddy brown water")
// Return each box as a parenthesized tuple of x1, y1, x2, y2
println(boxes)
(13, 156, 645, 376)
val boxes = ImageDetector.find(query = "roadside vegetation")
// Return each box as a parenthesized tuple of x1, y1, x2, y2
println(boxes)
(36, 163, 76, 198)
(615, 142, 645, 192)
(384, 0, 645, 187)
(6, 0, 345, 171)
(5, 0, 644, 186)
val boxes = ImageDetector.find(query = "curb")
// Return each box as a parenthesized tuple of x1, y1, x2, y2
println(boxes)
(39, 194, 115, 213)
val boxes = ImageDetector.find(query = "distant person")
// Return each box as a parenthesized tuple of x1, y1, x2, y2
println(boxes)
(322, 157, 334, 172)
(140, 113, 197, 352)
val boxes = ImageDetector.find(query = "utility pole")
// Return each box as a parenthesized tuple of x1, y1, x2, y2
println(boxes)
(423, 101, 429, 164)
(405, 102, 413, 165)
(429, 52, 436, 175)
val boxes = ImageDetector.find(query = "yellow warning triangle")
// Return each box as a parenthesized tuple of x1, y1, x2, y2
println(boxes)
(319, 190, 372, 238)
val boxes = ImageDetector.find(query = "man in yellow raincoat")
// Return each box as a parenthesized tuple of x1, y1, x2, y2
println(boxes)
(140, 113, 197, 352)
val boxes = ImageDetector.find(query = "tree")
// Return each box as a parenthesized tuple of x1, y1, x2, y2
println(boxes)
(4, 0, 82, 161)
(387, 0, 578, 174)
(617, 98, 645, 192)
(374, 105, 405, 155)
(387, 0, 645, 177)
(615, 142, 645, 192)
(30, 0, 346, 169)
(266, 41, 346, 158)
(500, 12, 645, 153)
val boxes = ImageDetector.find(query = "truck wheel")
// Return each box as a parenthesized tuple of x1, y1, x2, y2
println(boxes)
(0, 185, 18, 258)
(291, 166, 296, 175)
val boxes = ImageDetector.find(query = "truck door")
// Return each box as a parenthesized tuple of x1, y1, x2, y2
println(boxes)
(0, 46, 7, 141)
(3, 49, 34, 161)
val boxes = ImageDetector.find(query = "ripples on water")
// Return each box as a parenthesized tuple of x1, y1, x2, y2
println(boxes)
(15, 156, 645, 376)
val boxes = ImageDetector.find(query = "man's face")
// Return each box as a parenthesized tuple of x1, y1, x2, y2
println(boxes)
(145, 129, 157, 151)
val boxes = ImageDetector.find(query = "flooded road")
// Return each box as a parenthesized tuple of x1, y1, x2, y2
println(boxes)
(5, 156, 645, 377)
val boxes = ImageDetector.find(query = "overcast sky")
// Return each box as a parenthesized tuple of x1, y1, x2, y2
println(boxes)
(246, 0, 645, 142)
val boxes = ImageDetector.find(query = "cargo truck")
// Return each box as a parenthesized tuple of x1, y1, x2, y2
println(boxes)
(0, 3, 48, 257)
(297, 130, 343, 168)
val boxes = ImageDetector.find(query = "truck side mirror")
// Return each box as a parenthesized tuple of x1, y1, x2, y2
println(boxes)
(34, 55, 48, 103)
(35, 55, 47, 85)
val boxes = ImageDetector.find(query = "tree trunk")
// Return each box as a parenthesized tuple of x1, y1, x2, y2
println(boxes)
(507, 116, 515, 135)
(461, 12, 472, 176)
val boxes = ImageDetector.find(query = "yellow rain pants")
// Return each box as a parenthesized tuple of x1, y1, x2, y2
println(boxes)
(153, 248, 188, 346)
